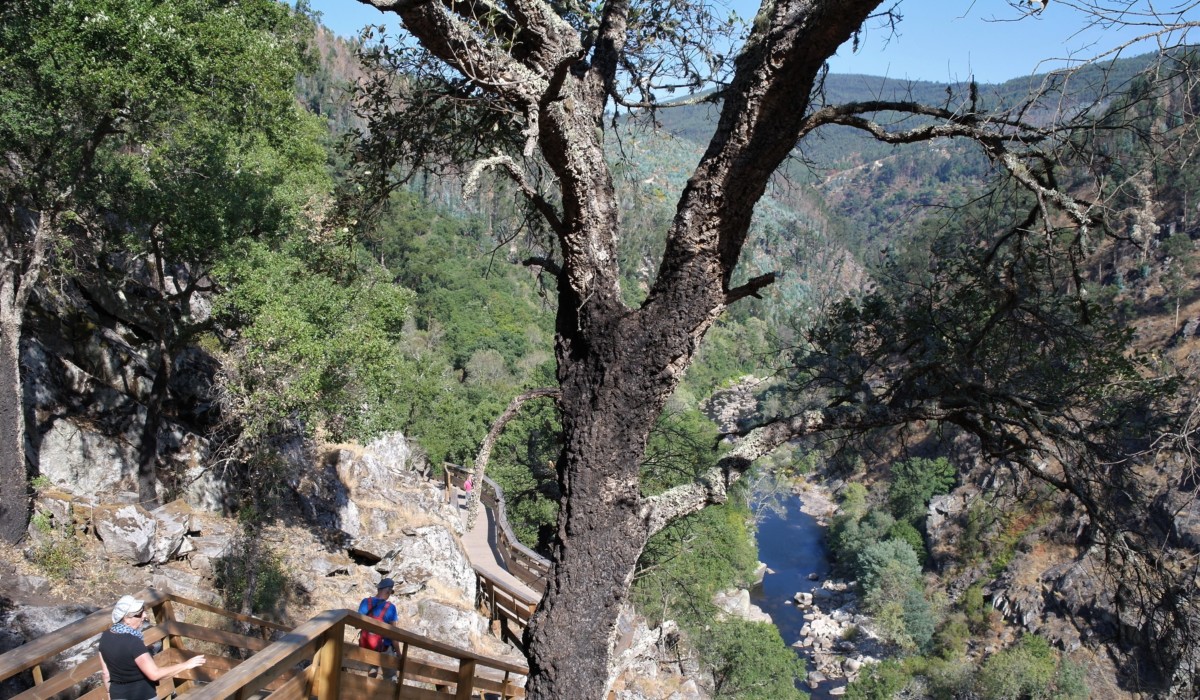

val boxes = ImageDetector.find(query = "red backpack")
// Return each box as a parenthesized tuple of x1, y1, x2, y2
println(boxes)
(359, 598, 392, 651)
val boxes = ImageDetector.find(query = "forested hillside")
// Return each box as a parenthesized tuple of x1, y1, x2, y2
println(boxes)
(4, 3, 1200, 699)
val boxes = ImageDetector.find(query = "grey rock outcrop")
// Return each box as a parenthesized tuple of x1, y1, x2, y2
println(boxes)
(608, 604, 709, 700)
(712, 588, 772, 624)
(94, 504, 158, 564)
(376, 525, 474, 600)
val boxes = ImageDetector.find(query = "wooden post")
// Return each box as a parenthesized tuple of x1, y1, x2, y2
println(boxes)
(392, 642, 409, 700)
(454, 659, 476, 700)
(31, 664, 43, 685)
(444, 469, 452, 503)
(314, 623, 343, 700)
(150, 600, 180, 695)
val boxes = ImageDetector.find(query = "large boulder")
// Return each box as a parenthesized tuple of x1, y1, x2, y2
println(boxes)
(712, 588, 772, 624)
(94, 504, 157, 564)
(151, 500, 196, 564)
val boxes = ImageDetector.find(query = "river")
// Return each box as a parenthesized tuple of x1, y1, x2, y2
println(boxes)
(751, 491, 840, 698)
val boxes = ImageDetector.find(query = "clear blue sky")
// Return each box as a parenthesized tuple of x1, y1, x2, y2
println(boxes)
(303, 1, 1192, 84)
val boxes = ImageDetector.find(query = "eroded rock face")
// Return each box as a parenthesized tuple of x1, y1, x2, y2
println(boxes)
(38, 418, 140, 495)
(23, 279, 218, 510)
(294, 433, 462, 561)
(699, 377, 761, 434)
(376, 525, 474, 600)
(608, 604, 709, 700)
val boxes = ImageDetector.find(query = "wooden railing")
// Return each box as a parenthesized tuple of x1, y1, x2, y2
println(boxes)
(191, 608, 527, 700)
(0, 587, 290, 700)
(475, 571, 538, 651)
(0, 588, 528, 700)
(444, 463, 551, 593)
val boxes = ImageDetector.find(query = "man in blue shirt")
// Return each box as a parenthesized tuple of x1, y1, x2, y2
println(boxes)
(358, 578, 399, 678)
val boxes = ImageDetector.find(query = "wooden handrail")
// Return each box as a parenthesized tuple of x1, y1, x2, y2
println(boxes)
(189, 609, 527, 699)
(444, 462, 551, 591)
(1, 590, 529, 700)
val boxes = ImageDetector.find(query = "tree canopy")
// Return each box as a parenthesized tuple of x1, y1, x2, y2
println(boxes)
(344, 0, 1200, 695)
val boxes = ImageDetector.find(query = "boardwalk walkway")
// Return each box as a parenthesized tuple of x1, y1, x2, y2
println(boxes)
(454, 488, 540, 605)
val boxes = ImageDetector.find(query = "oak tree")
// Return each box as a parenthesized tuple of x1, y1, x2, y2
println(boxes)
(349, 0, 1200, 696)
(0, 0, 319, 537)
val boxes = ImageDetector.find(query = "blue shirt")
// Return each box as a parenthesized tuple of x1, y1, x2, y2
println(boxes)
(358, 596, 398, 625)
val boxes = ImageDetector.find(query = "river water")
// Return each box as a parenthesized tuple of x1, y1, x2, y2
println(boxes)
(750, 492, 839, 698)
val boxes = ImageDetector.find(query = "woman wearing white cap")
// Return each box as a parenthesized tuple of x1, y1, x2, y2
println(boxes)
(98, 595, 206, 699)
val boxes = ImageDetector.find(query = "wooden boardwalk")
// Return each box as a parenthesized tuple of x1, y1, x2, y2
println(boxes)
(455, 489, 541, 606)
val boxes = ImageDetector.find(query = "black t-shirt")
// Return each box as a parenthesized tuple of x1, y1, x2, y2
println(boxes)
(99, 630, 156, 699)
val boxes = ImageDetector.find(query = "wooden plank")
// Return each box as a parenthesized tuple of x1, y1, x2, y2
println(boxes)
(399, 658, 459, 685)
(184, 609, 338, 699)
(9, 656, 99, 700)
(341, 645, 404, 673)
(166, 596, 291, 633)
(342, 672, 453, 700)
(349, 612, 529, 675)
(342, 641, 525, 695)
(264, 668, 310, 700)
(158, 620, 270, 652)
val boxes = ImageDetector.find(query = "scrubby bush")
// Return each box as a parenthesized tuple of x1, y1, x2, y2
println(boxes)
(977, 634, 1087, 700)
(697, 620, 807, 699)
(845, 659, 913, 699)
(887, 519, 927, 564)
(888, 457, 956, 523)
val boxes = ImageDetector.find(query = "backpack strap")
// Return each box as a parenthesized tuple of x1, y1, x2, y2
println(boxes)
(367, 597, 387, 620)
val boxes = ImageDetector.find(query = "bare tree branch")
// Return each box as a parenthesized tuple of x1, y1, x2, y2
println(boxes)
(466, 387, 562, 528)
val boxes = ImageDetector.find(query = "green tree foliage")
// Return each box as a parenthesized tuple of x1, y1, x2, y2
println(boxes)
(888, 457, 956, 524)
(696, 619, 807, 700)
(632, 501, 759, 627)
(977, 635, 1088, 700)
(214, 238, 416, 441)
(887, 519, 927, 565)
(0, 0, 329, 527)
(845, 659, 913, 700)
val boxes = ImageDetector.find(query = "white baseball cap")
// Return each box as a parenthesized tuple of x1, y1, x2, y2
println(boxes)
(112, 595, 145, 624)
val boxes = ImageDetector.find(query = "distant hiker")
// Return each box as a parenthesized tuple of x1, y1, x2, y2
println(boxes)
(99, 595, 206, 699)
(463, 477, 473, 494)
(358, 578, 399, 678)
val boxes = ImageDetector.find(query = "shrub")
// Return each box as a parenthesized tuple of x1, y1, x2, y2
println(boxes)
(933, 612, 971, 659)
(845, 659, 912, 700)
(887, 519, 927, 565)
(960, 583, 998, 633)
(32, 535, 83, 582)
(697, 620, 807, 700)
(857, 538, 921, 593)
(888, 457, 956, 523)
(977, 634, 1063, 700)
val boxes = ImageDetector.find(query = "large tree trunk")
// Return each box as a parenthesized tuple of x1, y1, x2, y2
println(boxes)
(0, 315, 29, 543)
(136, 337, 170, 509)
(525, 313, 665, 698)
(354, 1, 886, 696)
(0, 209, 51, 544)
